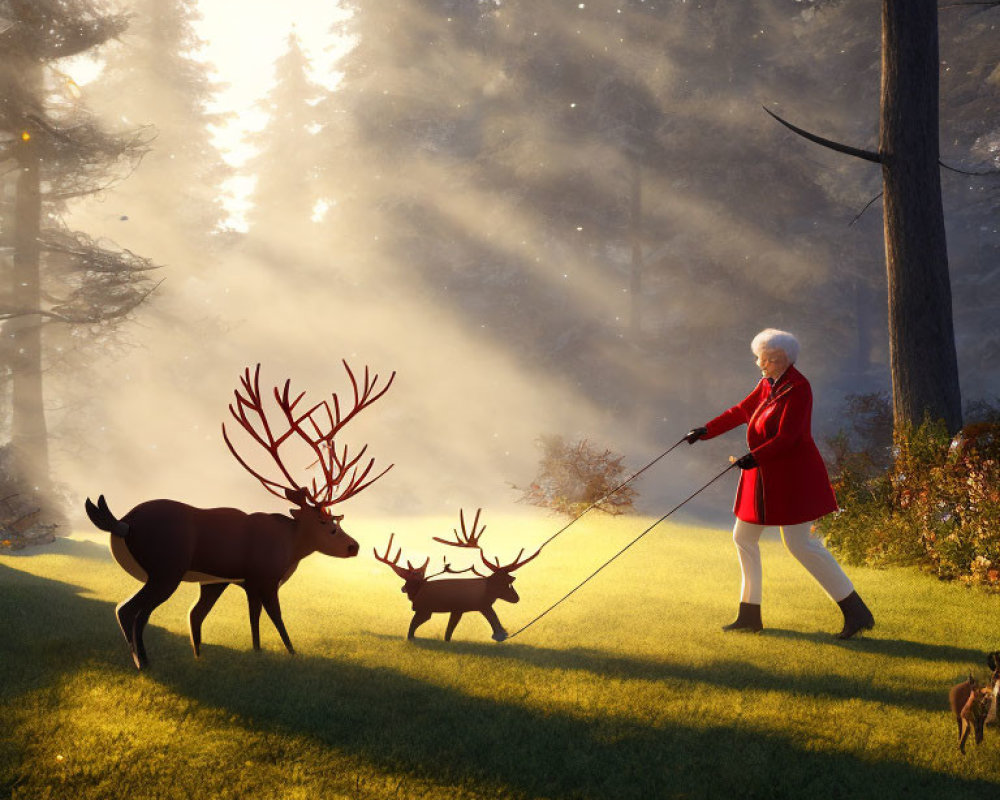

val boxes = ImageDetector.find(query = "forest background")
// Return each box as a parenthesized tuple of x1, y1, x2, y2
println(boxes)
(1, 0, 998, 529)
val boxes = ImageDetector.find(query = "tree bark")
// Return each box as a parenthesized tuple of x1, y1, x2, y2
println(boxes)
(628, 156, 642, 340)
(853, 277, 873, 379)
(7, 62, 51, 490)
(880, 0, 962, 433)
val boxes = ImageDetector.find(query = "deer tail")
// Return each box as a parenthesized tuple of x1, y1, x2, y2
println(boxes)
(84, 495, 129, 537)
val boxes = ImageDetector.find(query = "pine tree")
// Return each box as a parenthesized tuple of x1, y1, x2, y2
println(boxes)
(83, 0, 229, 248)
(0, 0, 160, 524)
(245, 31, 325, 257)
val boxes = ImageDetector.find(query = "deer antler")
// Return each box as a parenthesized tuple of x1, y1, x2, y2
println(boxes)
(432, 508, 486, 549)
(373, 533, 430, 581)
(326, 360, 395, 440)
(425, 556, 489, 581)
(429, 507, 541, 574)
(222, 362, 395, 508)
(222, 365, 303, 502)
(479, 544, 544, 575)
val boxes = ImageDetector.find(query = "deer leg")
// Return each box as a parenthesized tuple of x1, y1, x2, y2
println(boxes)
(260, 588, 295, 654)
(480, 606, 508, 642)
(116, 590, 145, 654)
(127, 578, 182, 670)
(407, 610, 432, 640)
(242, 585, 264, 651)
(189, 582, 229, 658)
(116, 580, 171, 666)
(444, 612, 463, 641)
(959, 719, 971, 753)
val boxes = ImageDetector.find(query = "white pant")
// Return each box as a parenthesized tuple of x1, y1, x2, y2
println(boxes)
(732, 519, 854, 605)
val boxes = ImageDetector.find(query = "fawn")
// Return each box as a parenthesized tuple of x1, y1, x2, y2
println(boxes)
(375, 509, 540, 642)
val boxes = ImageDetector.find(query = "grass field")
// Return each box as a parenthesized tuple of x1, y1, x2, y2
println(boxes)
(3, 512, 1000, 799)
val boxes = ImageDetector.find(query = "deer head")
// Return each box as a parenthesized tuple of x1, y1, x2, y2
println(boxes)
(374, 533, 430, 598)
(476, 547, 542, 604)
(222, 362, 395, 557)
(284, 488, 356, 558)
(434, 508, 542, 603)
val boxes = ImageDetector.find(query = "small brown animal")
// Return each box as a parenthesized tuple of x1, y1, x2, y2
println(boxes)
(987, 652, 1000, 725)
(950, 674, 994, 753)
(375, 509, 541, 642)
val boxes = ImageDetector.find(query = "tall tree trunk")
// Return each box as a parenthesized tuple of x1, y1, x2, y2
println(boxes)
(880, 0, 962, 434)
(628, 156, 642, 340)
(853, 277, 873, 380)
(8, 65, 51, 491)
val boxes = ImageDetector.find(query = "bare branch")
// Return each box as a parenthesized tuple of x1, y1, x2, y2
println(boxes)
(24, 112, 75, 144)
(762, 106, 882, 164)
(39, 233, 160, 272)
(0, 308, 76, 322)
(849, 192, 884, 227)
(939, 160, 1000, 177)
(46, 174, 138, 202)
(0, 278, 163, 323)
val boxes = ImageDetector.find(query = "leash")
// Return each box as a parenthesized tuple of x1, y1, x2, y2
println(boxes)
(534, 435, 690, 551)
(504, 461, 739, 641)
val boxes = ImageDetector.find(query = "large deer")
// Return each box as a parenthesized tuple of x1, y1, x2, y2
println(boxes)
(375, 509, 541, 642)
(85, 361, 394, 669)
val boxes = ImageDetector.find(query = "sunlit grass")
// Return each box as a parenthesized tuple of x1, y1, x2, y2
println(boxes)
(3, 513, 1000, 799)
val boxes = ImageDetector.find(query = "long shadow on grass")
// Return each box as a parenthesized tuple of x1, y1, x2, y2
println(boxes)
(0, 563, 126, 701)
(3, 564, 997, 800)
(762, 627, 987, 665)
(4, 535, 111, 562)
(157, 642, 997, 800)
(371, 635, 953, 715)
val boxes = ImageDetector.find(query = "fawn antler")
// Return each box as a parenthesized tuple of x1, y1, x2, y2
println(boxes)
(432, 508, 486, 549)
(222, 362, 395, 508)
(373, 533, 430, 581)
(432, 507, 540, 574)
(425, 557, 489, 580)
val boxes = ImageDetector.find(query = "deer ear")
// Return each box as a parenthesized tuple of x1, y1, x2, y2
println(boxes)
(285, 487, 309, 507)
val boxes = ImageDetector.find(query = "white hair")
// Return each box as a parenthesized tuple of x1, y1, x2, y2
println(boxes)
(751, 328, 800, 363)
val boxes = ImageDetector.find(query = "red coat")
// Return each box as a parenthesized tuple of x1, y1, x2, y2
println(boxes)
(702, 365, 838, 525)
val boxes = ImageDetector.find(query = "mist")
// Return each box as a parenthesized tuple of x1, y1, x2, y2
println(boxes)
(3, 0, 997, 533)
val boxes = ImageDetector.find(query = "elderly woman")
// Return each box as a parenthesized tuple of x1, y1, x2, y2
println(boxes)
(686, 328, 874, 639)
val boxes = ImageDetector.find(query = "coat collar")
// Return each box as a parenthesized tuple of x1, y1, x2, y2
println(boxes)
(762, 365, 804, 402)
(767, 364, 802, 390)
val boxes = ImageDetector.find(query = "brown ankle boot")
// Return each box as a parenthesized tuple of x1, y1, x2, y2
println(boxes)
(836, 591, 874, 639)
(722, 602, 763, 633)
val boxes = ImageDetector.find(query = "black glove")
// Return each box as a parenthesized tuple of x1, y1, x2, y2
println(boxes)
(735, 452, 757, 470)
(684, 427, 708, 444)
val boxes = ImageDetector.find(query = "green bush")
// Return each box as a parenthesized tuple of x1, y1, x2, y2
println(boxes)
(514, 435, 637, 517)
(819, 411, 1000, 587)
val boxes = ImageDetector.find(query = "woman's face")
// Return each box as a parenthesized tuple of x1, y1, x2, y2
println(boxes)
(755, 348, 789, 381)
